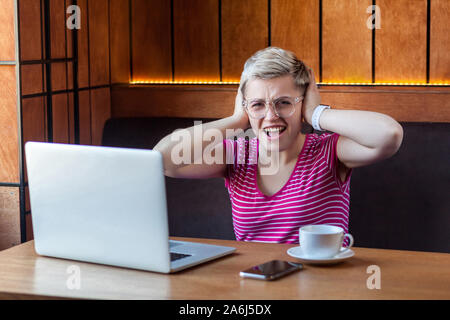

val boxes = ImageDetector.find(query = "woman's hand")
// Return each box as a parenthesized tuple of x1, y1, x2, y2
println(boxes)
(302, 67, 322, 125)
(232, 89, 250, 129)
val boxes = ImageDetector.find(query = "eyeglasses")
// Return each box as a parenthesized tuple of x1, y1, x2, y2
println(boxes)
(242, 96, 303, 119)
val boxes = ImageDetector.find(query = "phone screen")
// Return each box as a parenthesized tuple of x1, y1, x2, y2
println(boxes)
(240, 260, 303, 280)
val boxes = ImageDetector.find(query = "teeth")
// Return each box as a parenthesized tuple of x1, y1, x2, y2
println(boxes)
(263, 126, 286, 137)
(264, 127, 285, 133)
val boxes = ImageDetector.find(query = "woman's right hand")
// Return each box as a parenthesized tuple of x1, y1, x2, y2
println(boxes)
(232, 89, 250, 129)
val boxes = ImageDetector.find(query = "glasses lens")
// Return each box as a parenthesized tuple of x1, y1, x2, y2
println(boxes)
(274, 97, 295, 117)
(247, 100, 266, 119)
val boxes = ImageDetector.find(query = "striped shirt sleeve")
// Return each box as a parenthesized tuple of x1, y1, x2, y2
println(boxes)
(317, 132, 353, 193)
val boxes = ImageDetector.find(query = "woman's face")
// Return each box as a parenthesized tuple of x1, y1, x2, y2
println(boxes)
(244, 74, 304, 152)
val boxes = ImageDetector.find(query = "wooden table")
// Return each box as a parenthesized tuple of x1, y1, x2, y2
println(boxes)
(0, 237, 449, 300)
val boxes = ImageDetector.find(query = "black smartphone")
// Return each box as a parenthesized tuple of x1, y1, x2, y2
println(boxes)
(239, 260, 303, 281)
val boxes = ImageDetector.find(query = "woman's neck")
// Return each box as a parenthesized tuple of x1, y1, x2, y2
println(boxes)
(258, 133, 306, 173)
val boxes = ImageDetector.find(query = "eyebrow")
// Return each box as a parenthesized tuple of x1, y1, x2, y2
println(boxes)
(248, 95, 292, 101)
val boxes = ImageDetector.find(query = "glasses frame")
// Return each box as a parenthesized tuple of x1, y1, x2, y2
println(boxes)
(242, 96, 304, 119)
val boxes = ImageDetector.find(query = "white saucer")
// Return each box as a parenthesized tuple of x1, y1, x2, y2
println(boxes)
(287, 246, 355, 265)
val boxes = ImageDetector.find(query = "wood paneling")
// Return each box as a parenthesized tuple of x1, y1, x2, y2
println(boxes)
(111, 85, 237, 119)
(90, 88, 111, 146)
(0, 66, 19, 183)
(272, 0, 320, 75)
(78, 90, 92, 145)
(319, 86, 450, 122)
(375, 0, 427, 83)
(51, 62, 67, 92)
(25, 186, 30, 212)
(89, 0, 110, 86)
(430, 0, 450, 83)
(21, 64, 43, 95)
(49, 0, 66, 59)
(131, 0, 171, 82)
(110, 0, 130, 83)
(65, 0, 74, 59)
(0, 187, 20, 250)
(173, 0, 220, 82)
(67, 61, 73, 90)
(21, 97, 47, 143)
(111, 85, 450, 122)
(77, 0, 89, 88)
(25, 212, 34, 242)
(67, 92, 75, 144)
(52, 93, 69, 143)
(0, 0, 16, 61)
(21, 96, 47, 182)
(322, 0, 372, 83)
(19, 0, 42, 61)
(221, 0, 268, 82)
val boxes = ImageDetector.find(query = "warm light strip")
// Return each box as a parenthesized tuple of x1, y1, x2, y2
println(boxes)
(130, 80, 449, 86)
(321, 82, 450, 86)
(131, 80, 240, 85)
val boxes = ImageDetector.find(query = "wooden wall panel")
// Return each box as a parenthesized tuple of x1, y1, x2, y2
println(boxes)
(49, 0, 66, 59)
(110, 0, 130, 83)
(90, 88, 111, 146)
(131, 0, 171, 82)
(0, 187, 20, 250)
(52, 94, 69, 143)
(19, 0, 42, 61)
(375, 0, 427, 83)
(272, 0, 320, 75)
(65, 0, 74, 59)
(89, 0, 110, 86)
(67, 92, 75, 144)
(430, 0, 450, 83)
(21, 64, 43, 95)
(0, 0, 16, 61)
(173, 0, 220, 81)
(78, 90, 92, 145)
(0, 66, 19, 184)
(322, 0, 372, 83)
(221, 0, 268, 82)
(111, 85, 450, 122)
(320, 86, 450, 122)
(22, 98, 48, 144)
(25, 186, 30, 212)
(51, 62, 67, 92)
(111, 85, 236, 119)
(77, 0, 89, 88)
(67, 61, 73, 90)
(26, 212, 34, 242)
(21, 97, 47, 182)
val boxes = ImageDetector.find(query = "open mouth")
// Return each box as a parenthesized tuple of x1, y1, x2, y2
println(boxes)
(263, 126, 287, 138)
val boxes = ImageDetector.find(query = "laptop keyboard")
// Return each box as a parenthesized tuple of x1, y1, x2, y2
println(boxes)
(170, 252, 192, 262)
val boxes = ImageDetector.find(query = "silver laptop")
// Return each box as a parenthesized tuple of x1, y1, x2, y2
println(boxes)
(25, 142, 235, 273)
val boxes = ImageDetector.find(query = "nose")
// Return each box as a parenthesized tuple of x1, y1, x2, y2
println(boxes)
(264, 102, 279, 120)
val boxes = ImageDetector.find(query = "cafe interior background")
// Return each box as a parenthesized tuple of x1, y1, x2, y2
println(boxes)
(0, 0, 448, 253)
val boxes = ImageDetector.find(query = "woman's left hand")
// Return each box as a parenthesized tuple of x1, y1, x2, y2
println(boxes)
(302, 67, 322, 125)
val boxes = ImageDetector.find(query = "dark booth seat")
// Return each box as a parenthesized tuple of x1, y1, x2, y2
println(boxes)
(102, 118, 450, 253)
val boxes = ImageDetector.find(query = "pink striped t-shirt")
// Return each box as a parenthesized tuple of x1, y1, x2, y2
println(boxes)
(223, 133, 352, 244)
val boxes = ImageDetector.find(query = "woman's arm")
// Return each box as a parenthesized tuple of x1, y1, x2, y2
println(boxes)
(303, 68, 404, 169)
(154, 91, 249, 178)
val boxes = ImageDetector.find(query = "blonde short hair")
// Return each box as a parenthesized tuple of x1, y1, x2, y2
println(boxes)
(239, 47, 310, 96)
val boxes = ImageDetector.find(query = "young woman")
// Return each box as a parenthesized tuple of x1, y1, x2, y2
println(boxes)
(154, 47, 403, 244)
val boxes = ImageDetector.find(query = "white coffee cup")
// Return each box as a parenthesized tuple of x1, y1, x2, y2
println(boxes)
(299, 224, 354, 259)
